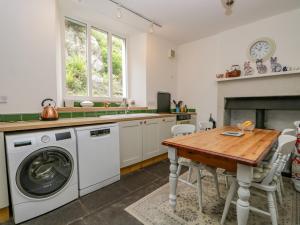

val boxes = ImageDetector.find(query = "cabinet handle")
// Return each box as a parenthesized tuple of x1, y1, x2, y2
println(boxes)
(163, 119, 165, 122)
(144, 121, 146, 124)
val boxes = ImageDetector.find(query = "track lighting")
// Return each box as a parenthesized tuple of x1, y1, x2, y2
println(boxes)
(116, 4, 122, 19)
(149, 23, 154, 33)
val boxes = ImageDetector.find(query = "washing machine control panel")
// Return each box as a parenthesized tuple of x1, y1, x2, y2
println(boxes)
(41, 135, 50, 143)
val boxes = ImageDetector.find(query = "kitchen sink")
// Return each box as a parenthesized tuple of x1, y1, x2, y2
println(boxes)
(100, 113, 160, 119)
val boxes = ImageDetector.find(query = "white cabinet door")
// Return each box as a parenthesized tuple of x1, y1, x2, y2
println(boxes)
(159, 117, 176, 154)
(119, 120, 143, 168)
(142, 118, 160, 160)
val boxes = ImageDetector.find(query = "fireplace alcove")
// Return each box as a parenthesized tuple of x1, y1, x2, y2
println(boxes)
(224, 96, 300, 129)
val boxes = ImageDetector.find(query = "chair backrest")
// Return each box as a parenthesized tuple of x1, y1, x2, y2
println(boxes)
(294, 121, 300, 128)
(172, 124, 196, 137)
(198, 121, 213, 131)
(262, 134, 297, 185)
(281, 128, 296, 137)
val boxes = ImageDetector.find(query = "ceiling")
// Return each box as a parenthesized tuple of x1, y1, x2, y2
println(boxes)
(65, 0, 300, 44)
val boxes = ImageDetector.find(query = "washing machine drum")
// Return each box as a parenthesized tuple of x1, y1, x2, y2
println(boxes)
(16, 146, 73, 199)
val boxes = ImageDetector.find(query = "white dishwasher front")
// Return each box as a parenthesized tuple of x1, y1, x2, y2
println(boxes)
(75, 123, 120, 196)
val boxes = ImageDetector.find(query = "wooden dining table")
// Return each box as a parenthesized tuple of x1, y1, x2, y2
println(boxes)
(162, 126, 280, 225)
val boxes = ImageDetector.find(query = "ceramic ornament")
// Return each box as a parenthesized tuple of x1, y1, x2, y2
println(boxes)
(270, 57, 282, 72)
(256, 59, 267, 74)
(243, 61, 254, 76)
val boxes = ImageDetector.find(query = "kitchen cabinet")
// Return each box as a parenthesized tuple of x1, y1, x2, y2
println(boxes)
(159, 117, 176, 154)
(142, 118, 160, 160)
(119, 116, 176, 168)
(119, 120, 143, 168)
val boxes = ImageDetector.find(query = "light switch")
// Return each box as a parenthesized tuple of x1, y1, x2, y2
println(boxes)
(0, 96, 8, 103)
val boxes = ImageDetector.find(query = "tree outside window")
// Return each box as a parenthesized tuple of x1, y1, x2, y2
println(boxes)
(64, 18, 126, 99)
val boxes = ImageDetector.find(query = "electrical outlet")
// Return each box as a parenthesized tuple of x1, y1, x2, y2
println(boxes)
(0, 96, 8, 103)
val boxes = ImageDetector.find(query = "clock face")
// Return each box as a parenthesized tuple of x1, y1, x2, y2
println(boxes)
(248, 38, 276, 62)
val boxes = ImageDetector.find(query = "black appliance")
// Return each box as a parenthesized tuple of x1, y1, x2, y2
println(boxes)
(157, 92, 171, 113)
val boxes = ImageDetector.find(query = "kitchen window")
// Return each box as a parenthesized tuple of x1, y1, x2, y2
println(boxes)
(64, 18, 127, 100)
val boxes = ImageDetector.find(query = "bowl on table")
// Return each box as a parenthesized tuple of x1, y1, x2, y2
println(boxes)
(237, 123, 255, 132)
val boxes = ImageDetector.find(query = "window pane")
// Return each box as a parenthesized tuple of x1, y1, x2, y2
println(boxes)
(65, 19, 87, 96)
(91, 29, 109, 97)
(112, 36, 125, 98)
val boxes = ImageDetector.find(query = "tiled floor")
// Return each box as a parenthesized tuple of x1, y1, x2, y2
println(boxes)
(4, 160, 186, 225)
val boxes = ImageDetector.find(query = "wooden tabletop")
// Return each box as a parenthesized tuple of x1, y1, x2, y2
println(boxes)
(162, 126, 280, 168)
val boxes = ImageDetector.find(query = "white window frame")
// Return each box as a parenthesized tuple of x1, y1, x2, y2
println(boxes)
(62, 17, 128, 102)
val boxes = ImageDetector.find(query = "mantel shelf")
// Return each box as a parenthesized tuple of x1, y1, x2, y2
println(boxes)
(216, 70, 300, 82)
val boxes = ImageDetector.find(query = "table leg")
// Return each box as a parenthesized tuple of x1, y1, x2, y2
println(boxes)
(236, 163, 253, 225)
(168, 147, 178, 212)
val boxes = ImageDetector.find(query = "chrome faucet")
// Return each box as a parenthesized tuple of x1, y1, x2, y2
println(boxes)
(122, 98, 129, 114)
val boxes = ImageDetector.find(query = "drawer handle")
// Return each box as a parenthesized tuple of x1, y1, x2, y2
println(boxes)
(163, 119, 165, 122)
(144, 121, 146, 124)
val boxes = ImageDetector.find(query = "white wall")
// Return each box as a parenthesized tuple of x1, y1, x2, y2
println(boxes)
(146, 35, 177, 108)
(0, 0, 58, 114)
(128, 33, 178, 107)
(128, 33, 148, 106)
(177, 9, 300, 123)
(177, 36, 219, 122)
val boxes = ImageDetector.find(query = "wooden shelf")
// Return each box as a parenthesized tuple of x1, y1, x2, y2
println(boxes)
(216, 70, 300, 82)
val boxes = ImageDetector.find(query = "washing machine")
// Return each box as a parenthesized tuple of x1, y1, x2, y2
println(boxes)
(5, 128, 78, 224)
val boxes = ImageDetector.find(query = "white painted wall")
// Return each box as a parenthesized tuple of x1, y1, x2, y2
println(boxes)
(0, 0, 58, 114)
(146, 35, 177, 108)
(177, 9, 300, 124)
(177, 36, 218, 122)
(128, 33, 148, 106)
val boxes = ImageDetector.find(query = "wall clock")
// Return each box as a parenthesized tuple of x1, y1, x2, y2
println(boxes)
(247, 37, 276, 62)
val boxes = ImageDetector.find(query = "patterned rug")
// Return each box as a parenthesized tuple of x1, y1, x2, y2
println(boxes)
(125, 172, 299, 225)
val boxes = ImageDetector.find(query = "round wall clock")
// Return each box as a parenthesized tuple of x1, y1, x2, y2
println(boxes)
(247, 37, 276, 62)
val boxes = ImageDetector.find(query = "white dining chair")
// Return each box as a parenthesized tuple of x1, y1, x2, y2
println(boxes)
(198, 121, 213, 131)
(294, 121, 300, 128)
(221, 134, 297, 225)
(172, 124, 220, 211)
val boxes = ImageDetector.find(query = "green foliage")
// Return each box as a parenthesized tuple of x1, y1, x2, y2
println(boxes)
(65, 19, 125, 98)
(66, 55, 87, 96)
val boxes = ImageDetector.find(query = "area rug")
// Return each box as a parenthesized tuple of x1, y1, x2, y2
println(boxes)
(125, 172, 299, 225)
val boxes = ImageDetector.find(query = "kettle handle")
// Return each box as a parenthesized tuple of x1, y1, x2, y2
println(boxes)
(41, 98, 56, 107)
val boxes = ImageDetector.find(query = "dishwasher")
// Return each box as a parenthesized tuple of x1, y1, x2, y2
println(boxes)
(75, 123, 120, 196)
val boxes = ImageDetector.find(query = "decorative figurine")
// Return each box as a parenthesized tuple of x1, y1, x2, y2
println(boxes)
(282, 66, 288, 72)
(270, 57, 282, 72)
(244, 61, 254, 76)
(256, 59, 267, 74)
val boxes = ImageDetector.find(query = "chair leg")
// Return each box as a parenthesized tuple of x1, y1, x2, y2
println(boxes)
(267, 192, 278, 225)
(221, 180, 237, 225)
(196, 168, 203, 211)
(176, 164, 182, 177)
(213, 170, 221, 198)
(225, 176, 229, 189)
(276, 181, 283, 206)
(279, 176, 285, 196)
(187, 166, 193, 183)
(272, 192, 279, 220)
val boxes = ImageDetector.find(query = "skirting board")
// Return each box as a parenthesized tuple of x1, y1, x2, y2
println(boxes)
(121, 153, 168, 175)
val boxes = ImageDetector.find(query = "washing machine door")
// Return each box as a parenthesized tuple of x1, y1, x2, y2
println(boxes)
(16, 146, 73, 199)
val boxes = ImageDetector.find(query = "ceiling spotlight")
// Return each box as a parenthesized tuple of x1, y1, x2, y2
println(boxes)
(149, 23, 154, 33)
(116, 4, 122, 18)
(221, 0, 235, 15)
